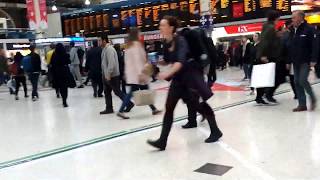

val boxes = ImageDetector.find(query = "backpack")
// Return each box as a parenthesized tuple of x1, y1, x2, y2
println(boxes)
(179, 28, 211, 70)
(22, 55, 33, 73)
(77, 48, 85, 60)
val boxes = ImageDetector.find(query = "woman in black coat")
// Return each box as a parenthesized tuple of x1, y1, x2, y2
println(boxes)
(50, 43, 71, 107)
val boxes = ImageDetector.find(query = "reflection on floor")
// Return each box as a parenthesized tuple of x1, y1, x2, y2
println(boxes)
(0, 67, 319, 179)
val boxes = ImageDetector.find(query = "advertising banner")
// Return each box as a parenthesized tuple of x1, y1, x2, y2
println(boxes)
(26, 0, 37, 30)
(39, 0, 48, 29)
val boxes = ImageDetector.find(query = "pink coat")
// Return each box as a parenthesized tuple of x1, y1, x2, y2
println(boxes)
(124, 42, 149, 85)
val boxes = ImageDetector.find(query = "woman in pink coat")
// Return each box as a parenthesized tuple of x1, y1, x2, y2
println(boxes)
(117, 28, 161, 119)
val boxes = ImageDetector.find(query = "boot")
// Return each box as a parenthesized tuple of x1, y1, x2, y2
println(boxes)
(147, 139, 166, 151)
(198, 102, 223, 143)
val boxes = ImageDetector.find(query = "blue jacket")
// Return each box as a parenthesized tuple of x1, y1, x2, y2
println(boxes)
(288, 22, 318, 64)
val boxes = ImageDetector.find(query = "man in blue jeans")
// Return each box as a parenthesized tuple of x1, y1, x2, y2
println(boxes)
(28, 45, 42, 101)
(288, 11, 319, 112)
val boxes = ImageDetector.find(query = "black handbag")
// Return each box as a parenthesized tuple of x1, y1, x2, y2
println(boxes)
(67, 68, 76, 88)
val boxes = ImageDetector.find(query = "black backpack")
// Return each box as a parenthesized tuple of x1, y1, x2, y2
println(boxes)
(179, 28, 211, 70)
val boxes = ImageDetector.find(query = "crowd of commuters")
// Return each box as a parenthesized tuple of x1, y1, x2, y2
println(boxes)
(0, 10, 319, 151)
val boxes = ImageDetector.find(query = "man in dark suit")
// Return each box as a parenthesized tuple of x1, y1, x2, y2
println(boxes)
(240, 36, 252, 80)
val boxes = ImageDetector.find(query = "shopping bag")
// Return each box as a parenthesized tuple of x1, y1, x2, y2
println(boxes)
(132, 90, 156, 106)
(251, 62, 276, 88)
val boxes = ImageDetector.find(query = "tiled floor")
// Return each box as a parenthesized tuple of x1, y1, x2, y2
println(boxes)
(0, 67, 319, 179)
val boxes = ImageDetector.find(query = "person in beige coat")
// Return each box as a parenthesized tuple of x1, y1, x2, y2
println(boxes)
(117, 28, 161, 119)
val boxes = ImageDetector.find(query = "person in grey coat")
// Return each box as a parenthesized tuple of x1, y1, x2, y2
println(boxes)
(99, 34, 134, 115)
(69, 42, 84, 88)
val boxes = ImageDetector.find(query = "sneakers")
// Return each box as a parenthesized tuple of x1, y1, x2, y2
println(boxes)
(293, 106, 307, 112)
(117, 112, 130, 119)
(32, 96, 38, 101)
(100, 109, 114, 115)
(15, 96, 19, 100)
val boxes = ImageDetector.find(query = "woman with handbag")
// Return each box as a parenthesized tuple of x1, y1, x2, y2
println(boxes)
(117, 28, 162, 119)
(50, 43, 72, 107)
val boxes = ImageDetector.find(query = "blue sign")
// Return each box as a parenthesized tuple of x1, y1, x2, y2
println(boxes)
(200, 15, 214, 28)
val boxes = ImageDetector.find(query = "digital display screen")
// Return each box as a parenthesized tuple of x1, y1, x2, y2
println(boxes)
(169, 2, 179, 17)
(160, 3, 170, 20)
(64, 19, 70, 36)
(76, 17, 83, 32)
(103, 13, 110, 30)
(121, 10, 129, 29)
(189, 0, 200, 24)
(136, 7, 144, 28)
(259, 0, 272, 8)
(89, 15, 96, 32)
(179, 1, 189, 25)
(111, 10, 121, 33)
(83, 16, 89, 33)
(71, 19, 76, 35)
(128, 9, 137, 27)
(153, 5, 160, 27)
(96, 14, 102, 30)
(244, 0, 257, 13)
(144, 6, 152, 29)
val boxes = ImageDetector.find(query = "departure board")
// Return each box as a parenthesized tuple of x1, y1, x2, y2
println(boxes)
(153, 5, 160, 27)
(210, 0, 218, 16)
(189, 0, 200, 25)
(169, 2, 179, 16)
(96, 14, 102, 30)
(64, 19, 70, 36)
(276, 0, 290, 12)
(160, 3, 170, 20)
(179, 0, 189, 25)
(89, 15, 96, 32)
(144, 6, 152, 28)
(128, 9, 137, 27)
(221, 0, 230, 9)
(121, 10, 129, 29)
(112, 13, 121, 29)
(83, 16, 89, 33)
(71, 19, 76, 35)
(76, 17, 83, 32)
(102, 13, 110, 31)
(259, 0, 272, 8)
(136, 7, 143, 28)
(244, 0, 257, 13)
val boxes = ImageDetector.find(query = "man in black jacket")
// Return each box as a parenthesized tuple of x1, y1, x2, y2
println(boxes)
(288, 11, 318, 112)
(240, 36, 252, 80)
(28, 45, 42, 101)
(86, 40, 103, 98)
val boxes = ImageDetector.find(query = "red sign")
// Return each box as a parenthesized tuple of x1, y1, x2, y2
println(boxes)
(39, 0, 48, 29)
(232, 3, 244, 18)
(224, 21, 285, 34)
(26, 0, 37, 29)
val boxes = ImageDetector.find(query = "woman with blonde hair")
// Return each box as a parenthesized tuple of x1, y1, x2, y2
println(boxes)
(117, 28, 161, 119)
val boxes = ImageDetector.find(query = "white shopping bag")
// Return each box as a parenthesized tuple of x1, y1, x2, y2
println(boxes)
(251, 63, 276, 88)
(133, 90, 156, 106)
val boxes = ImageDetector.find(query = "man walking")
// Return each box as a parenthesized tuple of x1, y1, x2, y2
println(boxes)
(86, 40, 103, 98)
(28, 45, 42, 101)
(100, 34, 134, 115)
(288, 11, 318, 112)
(69, 42, 84, 88)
